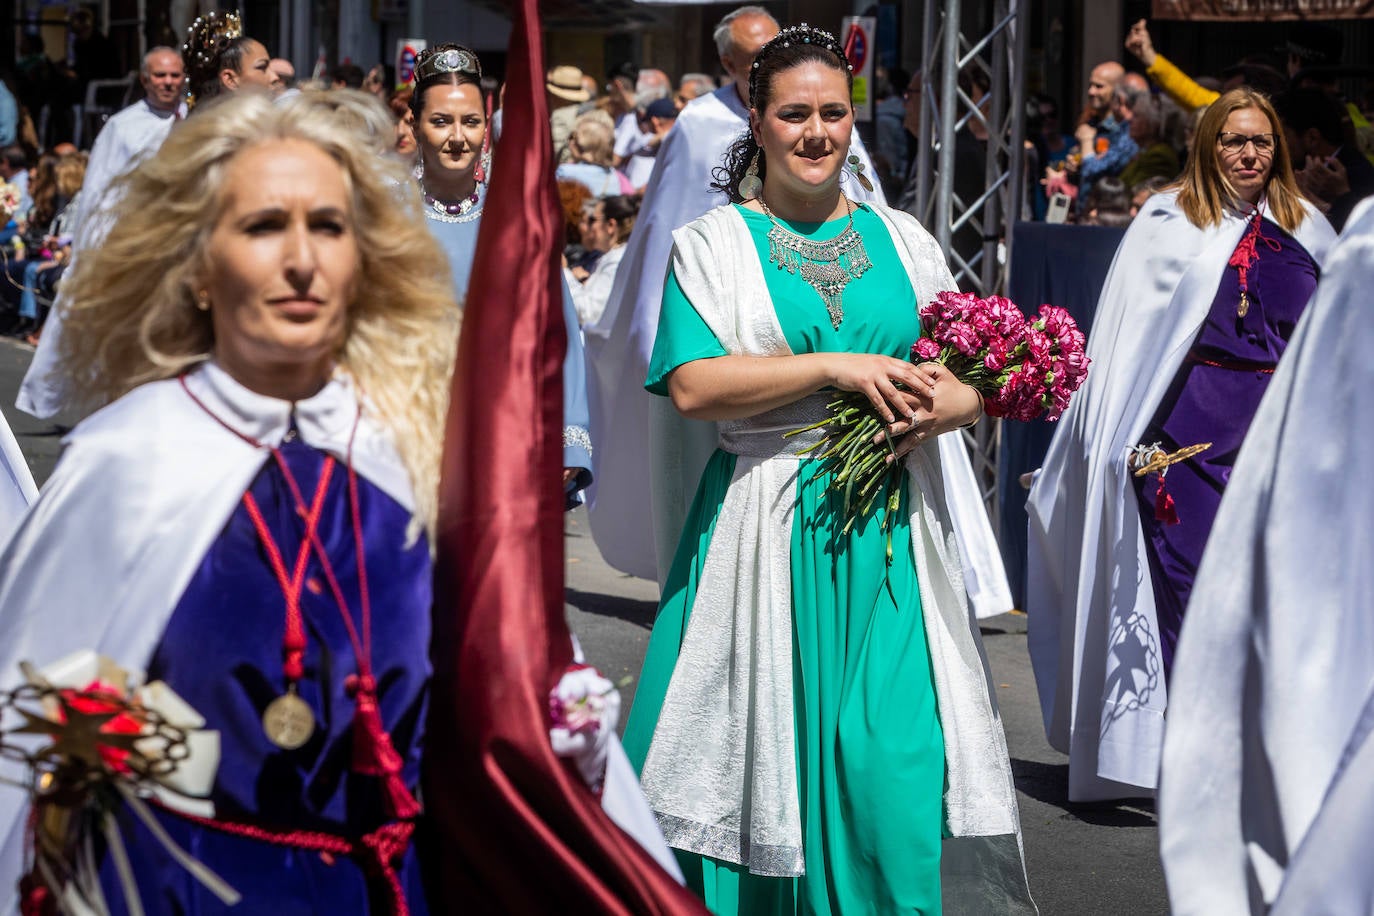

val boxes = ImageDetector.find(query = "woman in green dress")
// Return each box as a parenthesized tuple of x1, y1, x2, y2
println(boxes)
(621, 25, 1035, 916)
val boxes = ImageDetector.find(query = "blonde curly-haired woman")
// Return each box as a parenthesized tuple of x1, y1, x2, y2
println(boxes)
(0, 90, 457, 915)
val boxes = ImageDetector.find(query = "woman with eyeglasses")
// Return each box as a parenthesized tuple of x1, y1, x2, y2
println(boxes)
(1027, 87, 1338, 803)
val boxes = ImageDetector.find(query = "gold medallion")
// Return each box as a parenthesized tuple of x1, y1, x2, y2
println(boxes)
(262, 689, 315, 750)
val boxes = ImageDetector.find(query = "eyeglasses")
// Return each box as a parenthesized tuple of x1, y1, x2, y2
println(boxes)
(1217, 132, 1276, 154)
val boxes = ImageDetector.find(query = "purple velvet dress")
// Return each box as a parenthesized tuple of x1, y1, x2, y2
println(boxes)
(1134, 221, 1318, 676)
(97, 436, 433, 914)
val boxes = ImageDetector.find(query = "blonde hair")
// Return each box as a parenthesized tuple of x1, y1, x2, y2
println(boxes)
(568, 113, 615, 167)
(54, 152, 88, 198)
(1175, 87, 1307, 233)
(58, 91, 459, 539)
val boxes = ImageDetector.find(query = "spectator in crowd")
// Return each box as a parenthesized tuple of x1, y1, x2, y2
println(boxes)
(362, 63, 390, 101)
(606, 63, 646, 172)
(621, 96, 678, 191)
(569, 194, 638, 327)
(546, 64, 589, 161)
(1277, 88, 1374, 232)
(898, 66, 989, 278)
(558, 178, 597, 274)
(675, 73, 716, 107)
(388, 87, 416, 160)
(15, 151, 86, 345)
(872, 66, 909, 198)
(0, 145, 32, 221)
(1119, 91, 1180, 188)
(14, 35, 57, 146)
(1, 150, 57, 326)
(269, 57, 296, 93)
(1130, 174, 1171, 215)
(1064, 61, 1137, 212)
(1028, 92, 1075, 219)
(331, 63, 365, 90)
(1081, 175, 1133, 227)
(636, 68, 671, 104)
(556, 112, 634, 197)
(578, 73, 599, 112)
(67, 8, 120, 94)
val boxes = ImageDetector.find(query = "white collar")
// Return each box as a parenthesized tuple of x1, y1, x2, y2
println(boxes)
(182, 360, 361, 450)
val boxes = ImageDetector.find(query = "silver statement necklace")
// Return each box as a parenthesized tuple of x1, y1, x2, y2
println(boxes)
(757, 192, 872, 329)
(414, 164, 484, 224)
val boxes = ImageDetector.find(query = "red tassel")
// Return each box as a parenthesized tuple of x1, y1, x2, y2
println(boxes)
(1155, 476, 1180, 526)
(19, 875, 53, 916)
(347, 675, 422, 820)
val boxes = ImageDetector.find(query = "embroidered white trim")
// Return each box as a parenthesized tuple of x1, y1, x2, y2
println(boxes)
(563, 425, 592, 454)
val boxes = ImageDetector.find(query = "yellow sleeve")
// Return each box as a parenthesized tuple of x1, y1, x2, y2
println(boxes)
(1145, 54, 1221, 112)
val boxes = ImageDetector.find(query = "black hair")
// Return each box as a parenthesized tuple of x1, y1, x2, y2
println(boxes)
(600, 193, 641, 243)
(408, 44, 483, 120)
(710, 25, 854, 203)
(1275, 87, 1345, 147)
(332, 62, 365, 89)
(1, 144, 29, 171)
(185, 33, 261, 105)
(1086, 176, 1131, 216)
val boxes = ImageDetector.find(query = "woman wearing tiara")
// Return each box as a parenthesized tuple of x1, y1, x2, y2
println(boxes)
(409, 44, 592, 503)
(620, 25, 1032, 915)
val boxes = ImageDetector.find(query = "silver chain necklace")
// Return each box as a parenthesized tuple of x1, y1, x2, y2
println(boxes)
(757, 192, 872, 329)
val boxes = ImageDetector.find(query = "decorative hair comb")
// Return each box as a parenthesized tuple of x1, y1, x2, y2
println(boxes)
(414, 45, 482, 83)
(749, 24, 851, 100)
(183, 9, 243, 67)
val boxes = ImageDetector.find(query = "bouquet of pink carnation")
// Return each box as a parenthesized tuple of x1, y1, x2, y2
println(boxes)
(913, 292, 1089, 422)
(786, 291, 1089, 541)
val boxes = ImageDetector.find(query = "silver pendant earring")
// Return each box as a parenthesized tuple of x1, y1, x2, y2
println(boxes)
(738, 150, 762, 200)
(847, 154, 874, 193)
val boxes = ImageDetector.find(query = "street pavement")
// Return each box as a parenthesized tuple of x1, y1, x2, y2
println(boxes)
(0, 338, 1168, 914)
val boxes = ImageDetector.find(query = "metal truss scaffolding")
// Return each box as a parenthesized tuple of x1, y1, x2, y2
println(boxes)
(913, 0, 1027, 528)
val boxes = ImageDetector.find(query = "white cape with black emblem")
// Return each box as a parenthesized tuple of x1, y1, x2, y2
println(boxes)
(1025, 190, 1336, 802)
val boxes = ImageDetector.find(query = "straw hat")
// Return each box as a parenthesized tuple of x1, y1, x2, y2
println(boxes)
(546, 65, 591, 103)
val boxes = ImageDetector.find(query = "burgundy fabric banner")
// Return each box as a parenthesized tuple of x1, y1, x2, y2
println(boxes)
(1152, 0, 1374, 19)
(423, 0, 708, 911)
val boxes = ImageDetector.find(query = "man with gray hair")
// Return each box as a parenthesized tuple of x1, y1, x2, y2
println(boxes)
(584, 6, 887, 584)
(675, 73, 717, 107)
(18, 46, 186, 417)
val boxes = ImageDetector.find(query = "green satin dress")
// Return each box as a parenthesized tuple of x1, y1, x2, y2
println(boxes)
(623, 203, 947, 915)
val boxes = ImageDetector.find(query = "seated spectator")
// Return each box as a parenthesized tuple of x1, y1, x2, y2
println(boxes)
(1081, 176, 1132, 227)
(558, 178, 598, 275)
(556, 113, 634, 197)
(569, 194, 638, 327)
(1029, 92, 1075, 219)
(1119, 92, 1180, 188)
(1277, 87, 1374, 232)
(1130, 175, 1171, 216)
(16, 151, 85, 344)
